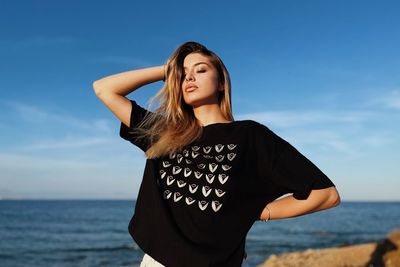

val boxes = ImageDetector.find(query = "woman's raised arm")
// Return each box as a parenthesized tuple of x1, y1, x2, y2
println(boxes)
(92, 65, 165, 128)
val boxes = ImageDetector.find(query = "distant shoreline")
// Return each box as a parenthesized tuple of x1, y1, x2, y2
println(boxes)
(2, 198, 400, 202)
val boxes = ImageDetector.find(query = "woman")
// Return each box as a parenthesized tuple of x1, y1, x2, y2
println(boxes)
(93, 41, 341, 267)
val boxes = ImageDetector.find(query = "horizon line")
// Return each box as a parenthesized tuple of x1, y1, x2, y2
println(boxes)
(1, 198, 400, 203)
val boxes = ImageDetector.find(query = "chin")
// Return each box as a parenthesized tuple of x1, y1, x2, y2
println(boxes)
(184, 94, 217, 107)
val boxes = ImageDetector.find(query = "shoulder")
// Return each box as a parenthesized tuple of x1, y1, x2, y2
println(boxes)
(238, 119, 273, 134)
(240, 120, 285, 147)
(229, 120, 277, 144)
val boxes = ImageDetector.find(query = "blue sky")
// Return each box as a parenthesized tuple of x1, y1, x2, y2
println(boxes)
(0, 0, 399, 200)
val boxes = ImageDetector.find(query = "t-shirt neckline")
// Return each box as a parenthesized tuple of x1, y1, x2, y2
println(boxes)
(201, 121, 237, 128)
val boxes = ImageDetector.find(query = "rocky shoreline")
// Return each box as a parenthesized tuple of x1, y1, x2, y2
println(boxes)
(257, 229, 400, 267)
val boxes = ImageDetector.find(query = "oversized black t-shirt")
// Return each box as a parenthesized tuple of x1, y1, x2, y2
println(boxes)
(120, 99, 335, 267)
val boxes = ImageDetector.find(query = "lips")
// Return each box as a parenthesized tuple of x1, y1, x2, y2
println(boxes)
(185, 83, 198, 92)
(186, 85, 197, 92)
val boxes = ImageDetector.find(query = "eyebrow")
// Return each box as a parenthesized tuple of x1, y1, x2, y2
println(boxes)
(183, 62, 210, 70)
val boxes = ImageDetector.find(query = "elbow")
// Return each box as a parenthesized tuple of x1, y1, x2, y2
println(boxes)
(328, 187, 341, 207)
(92, 80, 103, 96)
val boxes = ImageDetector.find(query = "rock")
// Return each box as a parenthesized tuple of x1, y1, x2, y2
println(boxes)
(257, 229, 400, 267)
(383, 230, 400, 267)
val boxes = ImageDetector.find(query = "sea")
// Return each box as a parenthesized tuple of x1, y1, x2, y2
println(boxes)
(0, 200, 399, 267)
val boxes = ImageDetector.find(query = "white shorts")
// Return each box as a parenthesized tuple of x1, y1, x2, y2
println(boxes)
(140, 253, 248, 266)
(139, 253, 165, 267)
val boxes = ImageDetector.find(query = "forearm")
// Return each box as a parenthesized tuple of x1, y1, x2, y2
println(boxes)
(260, 186, 340, 221)
(93, 65, 165, 96)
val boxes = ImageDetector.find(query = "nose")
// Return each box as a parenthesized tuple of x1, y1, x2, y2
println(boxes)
(185, 70, 195, 82)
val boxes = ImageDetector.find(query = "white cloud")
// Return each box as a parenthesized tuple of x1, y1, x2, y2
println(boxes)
(379, 92, 400, 109)
(237, 107, 397, 161)
(285, 129, 359, 158)
(364, 89, 400, 110)
(360, 134, 397, 148)
(238, 110, 375, 128)
(1, 97, 398, 200)
(0, 98, 149, 199)
(0, 99, 122, 153)
(20, 137, 112, 150)
(1, 99, 114, 133)
(0, 152, 144, 199)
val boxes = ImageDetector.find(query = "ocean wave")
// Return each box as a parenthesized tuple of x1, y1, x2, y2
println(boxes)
(0, 254, 15, 260)
(59, 243, 140, 253)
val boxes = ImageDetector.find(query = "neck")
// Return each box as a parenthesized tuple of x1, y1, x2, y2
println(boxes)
(192, 103, 230, 126)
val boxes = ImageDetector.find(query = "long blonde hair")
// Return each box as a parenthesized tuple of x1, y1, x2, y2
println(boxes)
(136, 41, 234, 159)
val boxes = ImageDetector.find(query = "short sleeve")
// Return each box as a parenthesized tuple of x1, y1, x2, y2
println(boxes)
(119, 99, 154, 152)
(254, 123, 335, 200)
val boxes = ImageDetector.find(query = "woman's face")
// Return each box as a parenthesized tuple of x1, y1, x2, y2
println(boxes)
(181, 53, 222, 108)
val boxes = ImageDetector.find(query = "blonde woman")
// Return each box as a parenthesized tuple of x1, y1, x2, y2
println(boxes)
(93, 41, 341, 267)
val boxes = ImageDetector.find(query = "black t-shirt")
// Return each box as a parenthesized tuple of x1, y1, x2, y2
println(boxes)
(120, 99, 335, 267)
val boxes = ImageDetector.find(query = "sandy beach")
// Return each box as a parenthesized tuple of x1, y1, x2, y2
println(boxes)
(257, 229, 400, 267)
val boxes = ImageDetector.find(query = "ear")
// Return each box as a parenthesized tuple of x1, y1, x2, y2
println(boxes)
(219, 82, 224, 92)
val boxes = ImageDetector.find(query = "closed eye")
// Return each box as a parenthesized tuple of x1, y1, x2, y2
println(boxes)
(183, 70, 205, 76)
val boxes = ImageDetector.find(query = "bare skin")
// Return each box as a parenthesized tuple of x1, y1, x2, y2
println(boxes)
(260, 186, 340, 221)
(92, 65, 165, 128)
(181, 53, 231, 126)
(180, 53, 341, 217)
(92, 59, 341, 222)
